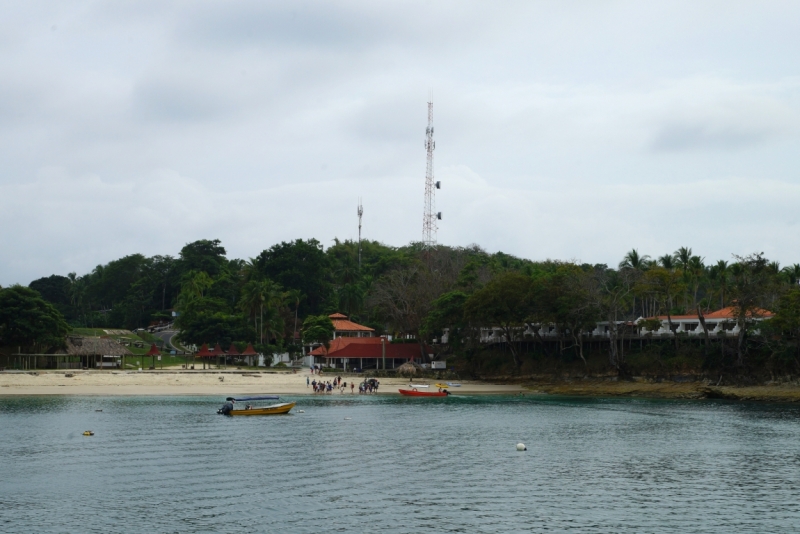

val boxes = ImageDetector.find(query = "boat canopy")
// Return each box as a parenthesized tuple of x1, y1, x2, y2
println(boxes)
(229, 395, 280, 402)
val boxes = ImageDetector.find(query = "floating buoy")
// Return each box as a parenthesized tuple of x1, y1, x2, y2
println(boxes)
(516, 443, 526, 451)
(344, 417, 352, 420)
(297, 410, 305, 413)
(83, 431, 94, 436)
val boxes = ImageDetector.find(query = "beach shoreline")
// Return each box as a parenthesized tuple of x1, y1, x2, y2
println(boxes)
(4, 370, 800, 402)
(0, 370, 524, 396)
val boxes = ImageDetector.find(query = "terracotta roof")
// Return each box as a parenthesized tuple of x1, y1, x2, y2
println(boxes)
(327, 313, 374, 332)
(310, 337, 430, 360)
(705, 306, 773, 319)
(648, 306, 773, 321)
(226, 343, 240, 356)
(195, 343, 213, 357)
(240, 343, 258, 356)
(145, 344, 161, 356)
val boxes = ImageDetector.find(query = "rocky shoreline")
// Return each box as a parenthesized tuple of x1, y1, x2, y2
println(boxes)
(518, 377, 800, 402)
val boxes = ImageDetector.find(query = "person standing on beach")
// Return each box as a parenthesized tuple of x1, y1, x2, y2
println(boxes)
(306, 376, 310, 387)
(350, 382, 355, 394)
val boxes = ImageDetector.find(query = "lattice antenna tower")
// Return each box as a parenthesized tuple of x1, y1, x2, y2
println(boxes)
(422, 99, 441, 249)
(357, 198, 364, 270)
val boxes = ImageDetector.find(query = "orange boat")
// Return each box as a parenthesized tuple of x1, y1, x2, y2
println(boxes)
(399, 388, 449, 397)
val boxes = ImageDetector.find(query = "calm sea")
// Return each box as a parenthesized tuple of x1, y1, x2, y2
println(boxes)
(1, 394, 799, 533)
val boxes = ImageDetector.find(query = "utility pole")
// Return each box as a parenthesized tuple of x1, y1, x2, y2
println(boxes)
(422, 99, 440, 249)
(357, 198, 363, 270)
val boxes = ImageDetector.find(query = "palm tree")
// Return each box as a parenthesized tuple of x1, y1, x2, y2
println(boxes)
(285, 289, 305, 338)
(338, 282, 366, 316)
(687, 255, 705, 308)
(619, 249, 651, 270)
(658, 254, 675, 270)
(240, 257, 261, 283)
(781, 264, 800, 285)
(240, 279, 286, 345)
(673, 247, 693, 275)
(709, 260, 729, 309)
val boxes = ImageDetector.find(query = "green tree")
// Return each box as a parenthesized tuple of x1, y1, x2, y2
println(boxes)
(0, 286, 69, 352)
(422, 290, 471, 356)
(729, 253, 775, 366)
(178, 239, 228, 278)
(256, 239, 331, 315)
(464, 272, 533, 369)
(301, 315, 334, 349)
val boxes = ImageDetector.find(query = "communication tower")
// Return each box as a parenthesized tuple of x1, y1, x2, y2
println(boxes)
(357, 198, 363, 270)
(422, 100, 441, 248)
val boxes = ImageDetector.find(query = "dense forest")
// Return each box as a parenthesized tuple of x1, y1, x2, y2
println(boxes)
(4, 239, 800, 378)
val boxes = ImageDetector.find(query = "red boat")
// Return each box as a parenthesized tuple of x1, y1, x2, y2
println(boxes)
(399, 388, 449, 397)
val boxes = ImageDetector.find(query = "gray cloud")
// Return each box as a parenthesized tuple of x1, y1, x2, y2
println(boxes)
(651, 122, 771, 151)
(2, 1, 800, 285)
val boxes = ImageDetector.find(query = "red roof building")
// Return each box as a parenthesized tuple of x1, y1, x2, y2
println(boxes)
(329, 313, 374, 337)
(310, 336, 432, 371)
(649, 306, 774, 321)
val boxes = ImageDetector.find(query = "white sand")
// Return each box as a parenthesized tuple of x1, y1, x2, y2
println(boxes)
(0, 370, 525, 396)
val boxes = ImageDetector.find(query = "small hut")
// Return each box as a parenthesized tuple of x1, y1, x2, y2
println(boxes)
(213, 343, 225, 368)
(226, 343, 240, 365)
(144, 343, 161, 370)
(396, 361, 424, 376)
(195, 343, 213, 369)
(62, 336, 133, 370)
(240, 343, 258, 367)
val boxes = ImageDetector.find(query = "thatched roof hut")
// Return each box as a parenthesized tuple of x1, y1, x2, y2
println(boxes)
(396, 361, 423, 376)
(60, 336, 132, 357)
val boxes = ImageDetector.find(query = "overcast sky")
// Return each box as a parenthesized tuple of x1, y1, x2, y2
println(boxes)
(2, 1, 800, 285)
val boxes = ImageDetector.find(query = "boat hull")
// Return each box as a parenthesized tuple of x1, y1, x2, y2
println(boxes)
(229, 402, 296, 415)
(399, 389, 448, 397)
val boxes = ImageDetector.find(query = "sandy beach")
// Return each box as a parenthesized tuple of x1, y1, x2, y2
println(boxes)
(0, 370, 525, 396)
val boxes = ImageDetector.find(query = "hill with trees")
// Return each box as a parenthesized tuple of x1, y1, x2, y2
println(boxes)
(8, 240, 800, 381)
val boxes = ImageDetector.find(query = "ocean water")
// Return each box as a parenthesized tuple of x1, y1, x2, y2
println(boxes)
(1, 394, 800, 533)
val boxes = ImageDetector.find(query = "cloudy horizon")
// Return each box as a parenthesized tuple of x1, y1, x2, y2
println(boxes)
(2, 1, 800, 286)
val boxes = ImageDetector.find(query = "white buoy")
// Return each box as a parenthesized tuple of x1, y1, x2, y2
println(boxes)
(344, 417, 352, 420)
(516, 443, 527, 451)
(297, 410, 305, 413)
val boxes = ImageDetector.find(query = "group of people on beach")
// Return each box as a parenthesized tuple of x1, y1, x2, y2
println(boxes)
(309, 376, 351, 394)
(306, 375, 380, 394)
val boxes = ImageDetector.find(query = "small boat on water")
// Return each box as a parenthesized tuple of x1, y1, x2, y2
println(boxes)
(399, 388, 450, 397)
(218, 396, 296, 416)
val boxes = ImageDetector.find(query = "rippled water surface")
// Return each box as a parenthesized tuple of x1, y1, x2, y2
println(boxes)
(2, 394, 800, 533)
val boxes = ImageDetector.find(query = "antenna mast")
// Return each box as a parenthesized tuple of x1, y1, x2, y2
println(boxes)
(357, 198, 363, 270)
(422, 99, 439, 249)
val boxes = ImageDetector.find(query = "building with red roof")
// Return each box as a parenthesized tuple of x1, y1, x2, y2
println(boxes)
(633, 306, 774, 337)
(310, 336, 432, 371)
(329, 312, 374, 338)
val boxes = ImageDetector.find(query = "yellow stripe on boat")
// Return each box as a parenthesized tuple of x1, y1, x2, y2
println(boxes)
(229, 402, 296, 416)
